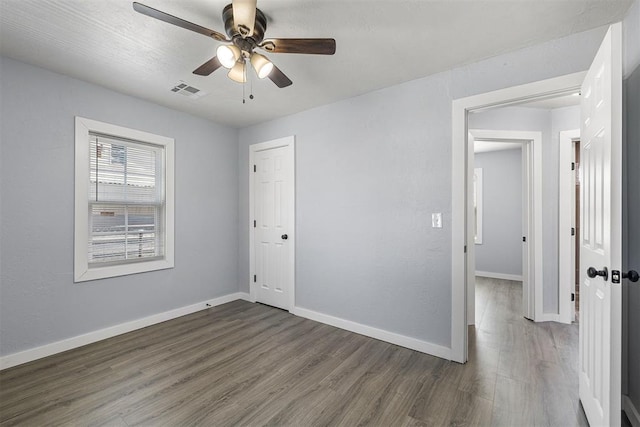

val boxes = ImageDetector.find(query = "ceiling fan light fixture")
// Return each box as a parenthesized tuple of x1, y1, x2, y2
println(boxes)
(250, 53, 274, 79)
(217, 44, 241, 69)
(227, 60, 246, 83)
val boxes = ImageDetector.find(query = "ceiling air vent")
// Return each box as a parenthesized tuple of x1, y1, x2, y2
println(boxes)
(169, 81, 207, 99)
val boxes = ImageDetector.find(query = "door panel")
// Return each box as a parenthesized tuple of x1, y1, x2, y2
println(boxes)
(579, 23, 622, 427)
(252, 142, 294, 310)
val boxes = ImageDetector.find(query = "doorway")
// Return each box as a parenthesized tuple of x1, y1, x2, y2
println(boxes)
(249, 136, 296, 311)
(467, 130, 541, 325)
(451, 23, 622, 427)
(450, 71, 587, 362)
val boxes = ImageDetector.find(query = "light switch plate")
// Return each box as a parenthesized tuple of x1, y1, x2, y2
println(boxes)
(432, 213, 442, 228)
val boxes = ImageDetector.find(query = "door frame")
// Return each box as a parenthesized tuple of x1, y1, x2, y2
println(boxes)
(558, 129, 581, 324)
(249, 136, 296, 311)
(468, 130, 542, 325)
(451, 71, 586, 363)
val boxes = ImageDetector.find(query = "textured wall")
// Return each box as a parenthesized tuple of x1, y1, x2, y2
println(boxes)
(474, 149, 523, 276)
(0, 57, 239, 357)
(238, 27, 607, 347)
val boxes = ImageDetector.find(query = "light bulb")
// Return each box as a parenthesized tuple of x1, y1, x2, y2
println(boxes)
(217, 44, 240, 69)
(227, 60, 246, 83)
(250, 53, 274, 79)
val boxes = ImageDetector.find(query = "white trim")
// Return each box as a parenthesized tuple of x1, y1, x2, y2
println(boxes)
(475, 271, 523, 282)
(451, 71, 587, 363)
(558, 129, 581, 324)
(469, 130, 541, 324)
(0, 292, 251, 370)
(249, 136, 296, 311)
(74, 117, 175, 282)
(624, 395, 640, 427)
(473, 168, 483, 245)
(291, 306, 451, 360)
(536, 312, 562, 322)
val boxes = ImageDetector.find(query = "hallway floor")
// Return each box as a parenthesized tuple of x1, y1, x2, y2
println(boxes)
(473, 276, 588, 426)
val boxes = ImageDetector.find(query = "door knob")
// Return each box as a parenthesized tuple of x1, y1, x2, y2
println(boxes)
(281, 234, 288, 240)
(587, 266, 608, 281)
(623, 270, 639, 282)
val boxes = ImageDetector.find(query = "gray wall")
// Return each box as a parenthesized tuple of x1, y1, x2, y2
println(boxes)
(238, 27, 607, 347)
(0, 57, 239, 357)
(474, 148, 523, 276)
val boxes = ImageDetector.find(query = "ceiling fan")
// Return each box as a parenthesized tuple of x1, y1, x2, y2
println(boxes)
(132, 0, 336, 88)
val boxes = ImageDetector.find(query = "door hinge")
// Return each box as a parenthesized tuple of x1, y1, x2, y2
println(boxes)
(571, 293, 575, 302)
(522, 236, 526, 242)
(464, 245, 467, 253)
(253, 275, 257, 283)
(253, 164, 256, 172)
(253, 220, 256, 228)
(571, 162, 575, 171)
(571, 227, 575, 236)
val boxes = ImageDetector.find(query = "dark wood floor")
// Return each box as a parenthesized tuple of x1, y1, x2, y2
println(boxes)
(0, 278, 586, 426)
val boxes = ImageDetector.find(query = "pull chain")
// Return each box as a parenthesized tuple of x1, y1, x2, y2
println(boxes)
(249, 63, 254, 100)
(242, 61, 246, 104)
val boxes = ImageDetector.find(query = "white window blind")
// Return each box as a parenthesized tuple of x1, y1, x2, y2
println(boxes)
(88, 133, 165, 265)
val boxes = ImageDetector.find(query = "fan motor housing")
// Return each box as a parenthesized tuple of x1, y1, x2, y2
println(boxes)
(222, 3, 267, 47)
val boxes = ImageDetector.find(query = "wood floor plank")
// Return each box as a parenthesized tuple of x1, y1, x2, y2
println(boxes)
(1, 278, 583, 426)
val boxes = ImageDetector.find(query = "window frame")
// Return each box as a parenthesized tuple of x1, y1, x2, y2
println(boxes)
(74, 117, 174, 282)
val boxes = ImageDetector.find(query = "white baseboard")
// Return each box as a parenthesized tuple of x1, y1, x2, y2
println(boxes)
(0, 292, 250, 371)
(291, 306, 451, 361)
(535, 313, 562, 323)
(2, 292, 450, 370)
(624, 395, 640, 427)
(237, 292, 251, 301)
(475, 271, 523, 282)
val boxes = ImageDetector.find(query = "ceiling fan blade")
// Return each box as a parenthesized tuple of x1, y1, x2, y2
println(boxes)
(193, 57, 223, 76)
(260, 38, 336, 55)
(232, 0, 257, 37)
(133, 2, 227, 42)
(268, 64, 293, 88)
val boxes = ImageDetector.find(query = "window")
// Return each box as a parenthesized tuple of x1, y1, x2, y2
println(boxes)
(75, 117, 174, 282)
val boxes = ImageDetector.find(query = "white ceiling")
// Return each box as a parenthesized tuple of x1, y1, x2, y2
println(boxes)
(0, 0, 632, 128)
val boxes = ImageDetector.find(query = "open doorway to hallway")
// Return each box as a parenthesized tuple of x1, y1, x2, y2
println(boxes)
(465, 94, 588, 424)
(468, 92, 581, 326)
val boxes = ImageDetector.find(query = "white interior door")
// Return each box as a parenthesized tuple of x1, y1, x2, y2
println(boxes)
(578, 23, 622, 427)
(250, 137, 295, 311)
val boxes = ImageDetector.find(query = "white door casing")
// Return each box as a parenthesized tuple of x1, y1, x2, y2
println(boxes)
(467, 132, 476, 325)
(521, 141, 534, 321)
(249, 136, 295, 311)
(468, 130, 541, 324)
(559, 129, 581, 325)
(578, 23, 622, 427)
(453, 72, 588, 362)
